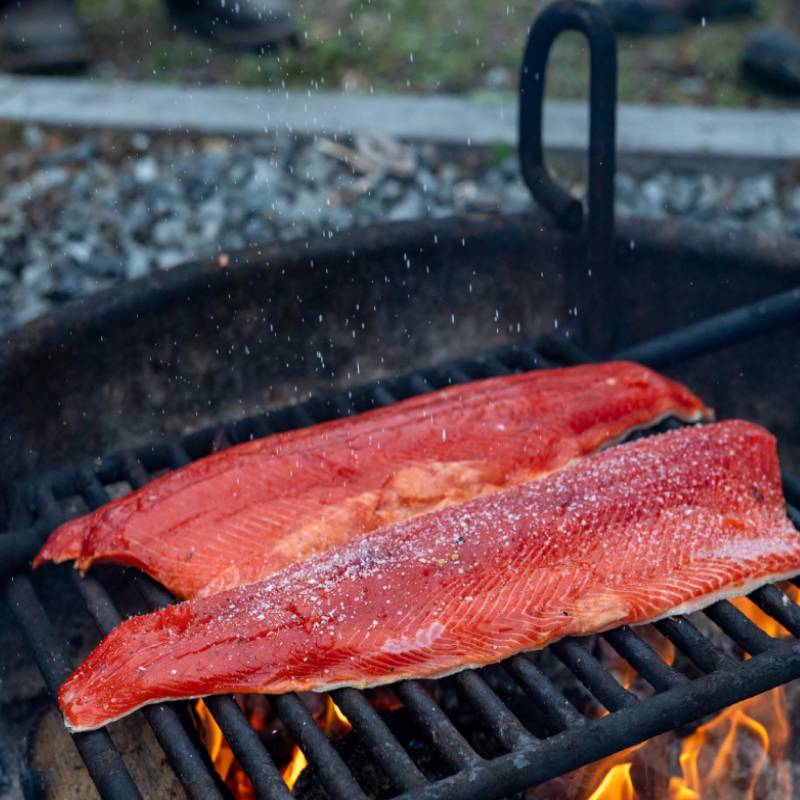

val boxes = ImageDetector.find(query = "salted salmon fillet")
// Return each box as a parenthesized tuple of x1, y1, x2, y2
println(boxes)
(35, 362, 708, 599)
(60, 420, 800, 732)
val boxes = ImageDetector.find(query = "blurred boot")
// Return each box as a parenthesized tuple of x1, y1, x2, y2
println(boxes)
(603, 0, 757, 34)
(165, 0, 297, 50)
(741, 1, 800, 94)
(0, 0, 89, 73)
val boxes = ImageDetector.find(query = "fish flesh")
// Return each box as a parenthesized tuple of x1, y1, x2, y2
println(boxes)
(35, 362, 708, 598)
(35, 362, 709, 598)
(59, 420, 800, 732)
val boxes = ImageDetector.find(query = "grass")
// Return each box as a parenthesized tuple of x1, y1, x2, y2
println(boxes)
(72, 0, 794, 107)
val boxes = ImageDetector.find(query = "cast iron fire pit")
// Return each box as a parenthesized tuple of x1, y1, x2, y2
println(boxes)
(3, 3, 800, 799)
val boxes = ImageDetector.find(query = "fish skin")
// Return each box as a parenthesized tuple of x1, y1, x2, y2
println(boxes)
(35, 362, 709, 599)
(59, 420, 800, 732)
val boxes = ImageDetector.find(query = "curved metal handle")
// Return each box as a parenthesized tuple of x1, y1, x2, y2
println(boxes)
(518, 0, 618, 352)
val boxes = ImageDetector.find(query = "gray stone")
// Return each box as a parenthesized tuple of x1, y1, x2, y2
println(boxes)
(788, 187, 800, 216)
(751, 207, 785, 233)
(22, 125, 44, 149)
(730, 175, 777, 216)
(153, 217, 188, 247)
(133, 156, 159, 184)
(126, 247, 151, 280)
(248, 158, 282, 190)
(131, 132, 151, 151)
(156, 250, 186, 270)
(640, 176, 668, 214)
(666, 176, 700, 215)
(21, 262, 52, 291)
(289, 189, 327, 225)
(386, 192, 423, 221)
(502, 182, 532, 213)
(14, 297, 49, 327)
(65, 240, 92, 263)
(40, 139, 96, 167)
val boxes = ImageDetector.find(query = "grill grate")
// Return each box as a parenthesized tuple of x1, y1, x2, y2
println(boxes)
(6, 337, 800, 800)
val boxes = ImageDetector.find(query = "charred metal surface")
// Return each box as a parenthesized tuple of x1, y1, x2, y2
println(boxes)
(1, 212, 575, 481)
(3, 212, 800, 482)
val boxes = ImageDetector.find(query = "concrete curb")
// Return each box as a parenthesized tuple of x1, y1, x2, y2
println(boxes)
(0, 76, 797, 171)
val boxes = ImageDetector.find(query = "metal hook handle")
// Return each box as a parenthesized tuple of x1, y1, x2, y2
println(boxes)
(519, 0, 618, 353)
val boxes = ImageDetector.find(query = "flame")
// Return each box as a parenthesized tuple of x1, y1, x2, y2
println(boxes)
(282, 746, 309, 790)
(194, 696, 352, 795)
(577, 587, 795, 800)
(586, 764, 635, 800)
(324, 696, 353, 737)
(194, 700, 236, 781)
(282, 697, 352, 790)
(667, 590, 794, 800)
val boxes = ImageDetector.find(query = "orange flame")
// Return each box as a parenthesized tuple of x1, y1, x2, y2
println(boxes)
(583, 586, 796, 800)
(194, 700, 236, 781)
(282, 697, 352, 790)
(194, 700, 255, 799)
(281, 746, 309, 791)
(586, 763, 635, 800)
(194, 695, 353, 795)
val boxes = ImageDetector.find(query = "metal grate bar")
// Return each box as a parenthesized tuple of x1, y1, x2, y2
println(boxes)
(231, 415, 276, 442)
(453, 671, 537, 751)
(703, 601, 778, 655)
(390, 637, 800, 800)
(120, 453, 150, 489)
(331, 688, 428, 792)
(496, 345, 541, 372)
(616, 286, 800, 369)
(133, 444, 173, 475)
(480, 358, 512, 376)
(371, 385, 399, 407)
(655, 616, 737, 673)
(790, 507, 800, 530)
(550, 639, 638, 711)
(6, 576, 143, 800)
(406, 374, 434, 395)
(782, 475, 800, 510)
(269, 693, 368, 800)
(506, 655, 585, 731)
(167, 442, 193, 469)
(36, 482, 62, 524)
(602, 627, 688, 692)
(301, 394, 349, 424)
(749, 584, 800, 638)
(132, 578, 295, 799)
(287, 405, 318, 429)
(78, 468, 113, 509)
(70, 573, 226, 800)
(202, 696, 293, 800)
(441, 366, 472, 384)
(394, 681, 481, 770)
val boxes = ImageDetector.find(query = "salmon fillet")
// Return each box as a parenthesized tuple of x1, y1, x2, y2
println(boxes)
(59, 420, 800, 732)
(35, 362, 708, 599)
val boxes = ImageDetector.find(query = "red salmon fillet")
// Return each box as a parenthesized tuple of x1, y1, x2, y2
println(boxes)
(59, 420, 800, 732)
(35, 362, 708, 598)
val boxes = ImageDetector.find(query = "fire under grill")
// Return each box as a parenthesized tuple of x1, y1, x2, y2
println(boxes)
(4, 1, 800, 798)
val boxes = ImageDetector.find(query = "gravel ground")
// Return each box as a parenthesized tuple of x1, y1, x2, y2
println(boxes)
(1, 125, 799, 335)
